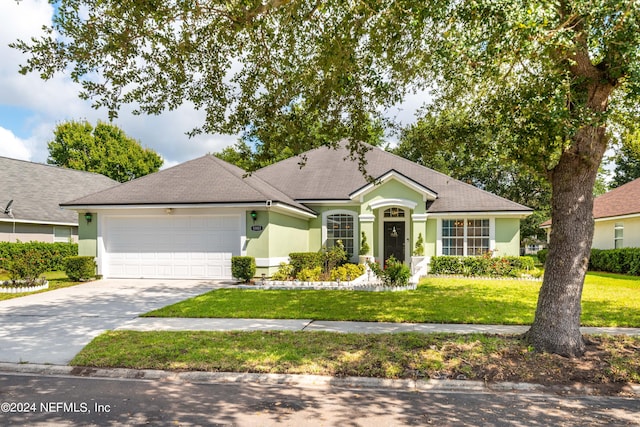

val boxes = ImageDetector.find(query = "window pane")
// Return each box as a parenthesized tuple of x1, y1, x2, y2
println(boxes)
(327, 213, 355, 259)
(54, 227, 72, 243)
(614, 223, 623, 249)
(442, 219, 464, 255)
(467, 219, 490, 255)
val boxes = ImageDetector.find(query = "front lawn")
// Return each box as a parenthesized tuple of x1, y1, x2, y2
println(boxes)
(71, 330, 640, 390)
(0, 271, 81, 301)
(143, 273, 640, 327)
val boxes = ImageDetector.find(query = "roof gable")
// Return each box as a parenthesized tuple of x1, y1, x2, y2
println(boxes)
(0, 156, 118, 225)
(349, 169, 438, 201)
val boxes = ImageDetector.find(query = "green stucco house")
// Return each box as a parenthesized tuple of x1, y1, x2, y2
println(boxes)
(62, 142, 532, 279)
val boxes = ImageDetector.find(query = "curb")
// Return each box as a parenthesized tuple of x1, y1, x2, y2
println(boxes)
(2, 362, 636, 396)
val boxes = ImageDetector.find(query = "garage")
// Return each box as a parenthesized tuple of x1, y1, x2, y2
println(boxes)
(103, 214, 241, 279)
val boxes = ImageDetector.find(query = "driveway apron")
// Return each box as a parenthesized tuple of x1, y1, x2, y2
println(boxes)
(0, 279, 225, 365)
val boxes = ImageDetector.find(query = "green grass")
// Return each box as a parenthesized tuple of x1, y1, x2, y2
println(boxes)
(0, 271, 81, 301)
(143, 273, 640, 327)
(71, 330, 640, 385)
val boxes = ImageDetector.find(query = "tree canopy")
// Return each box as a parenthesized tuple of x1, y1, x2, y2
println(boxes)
(611, 129, 640, 188)
(393, 109, 551, 244)
(14, 1, 640, 356)
(48, 120, 163, 182)
(216, 101, 384, 171)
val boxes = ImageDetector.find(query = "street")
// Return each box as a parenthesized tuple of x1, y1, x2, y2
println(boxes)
(1, 372, 638, 426)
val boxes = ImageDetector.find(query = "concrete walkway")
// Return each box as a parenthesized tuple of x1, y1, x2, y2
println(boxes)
(117, 317, 640, 336)
(1, 278, 639, 366)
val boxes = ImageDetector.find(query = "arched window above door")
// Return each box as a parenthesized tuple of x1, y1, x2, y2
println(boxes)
(384, 207, 405, 218)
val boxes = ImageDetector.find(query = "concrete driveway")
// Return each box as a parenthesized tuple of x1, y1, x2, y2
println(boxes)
(0, 279, 226, 365)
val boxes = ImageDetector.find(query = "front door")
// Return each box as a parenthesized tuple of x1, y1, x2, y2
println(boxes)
(384, 221, 405, 263)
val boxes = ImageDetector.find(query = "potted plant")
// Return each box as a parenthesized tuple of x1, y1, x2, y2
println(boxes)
(358, 232, 373, 265)
(411, 232, 427, 275)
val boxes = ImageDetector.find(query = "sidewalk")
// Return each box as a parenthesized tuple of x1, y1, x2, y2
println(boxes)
(116, 317, 640, 336)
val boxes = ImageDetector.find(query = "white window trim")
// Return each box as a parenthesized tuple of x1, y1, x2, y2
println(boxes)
(614, 222, 624, 249)
(322, 210, 359, 263)
(436, 217, 496, 256)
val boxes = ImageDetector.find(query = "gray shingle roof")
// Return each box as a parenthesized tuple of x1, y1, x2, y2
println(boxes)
(61, 143, 530, 216)
(254, 142, 532, 213)
(62, 155, 315, 214)
(0, 156, 118, 225)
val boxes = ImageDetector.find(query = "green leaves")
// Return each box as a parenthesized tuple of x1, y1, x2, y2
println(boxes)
(47, 120, 163, 182)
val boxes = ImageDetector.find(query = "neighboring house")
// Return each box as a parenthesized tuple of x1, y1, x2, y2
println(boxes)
(542, 177, 640, 250)
(62, 143, 532, 279)
(0, 156, 118, 244)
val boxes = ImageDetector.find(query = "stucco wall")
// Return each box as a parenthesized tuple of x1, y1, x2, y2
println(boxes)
(0, 221, 78, 244)
(593, 216, 640, 249)
(78, 213, 98, 257)
(494, 218, 521, 256)
(247, 210, 310, 276)
(425, 218, 437, 258)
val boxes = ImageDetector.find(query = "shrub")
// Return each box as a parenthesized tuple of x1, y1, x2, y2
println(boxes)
(383, 256, 412, 286)
(537, 249, 548, 265)
(369, 256, 411, 286)
(231, 256, 256, 282)
(289, 252, 324, 275)
(589, 248, 640, 275)
(413, 233, 425, 256)
(429, 255, 535, 277)
(516, 256, 537, 271)
(0, 242, 77, 272)
(4, 249, 48, 285)
(271, 263, 294, 281)
(430, 256, 465, 274)
(64, 256, 96, 281)
(359, 232, 370, 256)
(330, 263, 365, 281)
(297, 266, 322, 281)
(323, 240, 348, 273)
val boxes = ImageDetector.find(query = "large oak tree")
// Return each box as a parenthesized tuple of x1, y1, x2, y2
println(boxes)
(13, 0, 640, 356)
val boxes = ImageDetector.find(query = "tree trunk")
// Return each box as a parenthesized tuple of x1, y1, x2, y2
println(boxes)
(525, 124, 608, 357)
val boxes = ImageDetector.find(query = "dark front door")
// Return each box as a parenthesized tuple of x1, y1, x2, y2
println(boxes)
(384, 221, 405, 263)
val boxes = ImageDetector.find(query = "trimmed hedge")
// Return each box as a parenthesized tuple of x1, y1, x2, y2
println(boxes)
(289, 252, 324, 275)
(430, 255, 535, 277)
(231, 256, 256, 282)
(589, 248, 640, 275)
(64, 256, 97, 281)
(0, 242, 77, 272)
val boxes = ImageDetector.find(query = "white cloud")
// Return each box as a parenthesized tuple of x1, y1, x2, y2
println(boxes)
(0, 0, 237, 166)
(0, 127, 31, 160)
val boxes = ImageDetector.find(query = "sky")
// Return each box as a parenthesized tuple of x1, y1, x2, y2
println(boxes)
(0, 0, 424, 169)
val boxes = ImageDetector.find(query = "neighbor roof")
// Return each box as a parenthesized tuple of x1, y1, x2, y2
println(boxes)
(254, 142, 532, 213)
(540, 177, 640, 228)
(593, 178, 640, 219)
(62, 154, 315, 215)
(0, 156, 118, 225)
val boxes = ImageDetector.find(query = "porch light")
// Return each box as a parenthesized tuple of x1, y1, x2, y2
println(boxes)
(250, 210, 258, 222)
(84, 212, 93, 224)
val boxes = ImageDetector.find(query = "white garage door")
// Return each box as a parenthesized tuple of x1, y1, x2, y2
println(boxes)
(104, 215, 240, 279)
